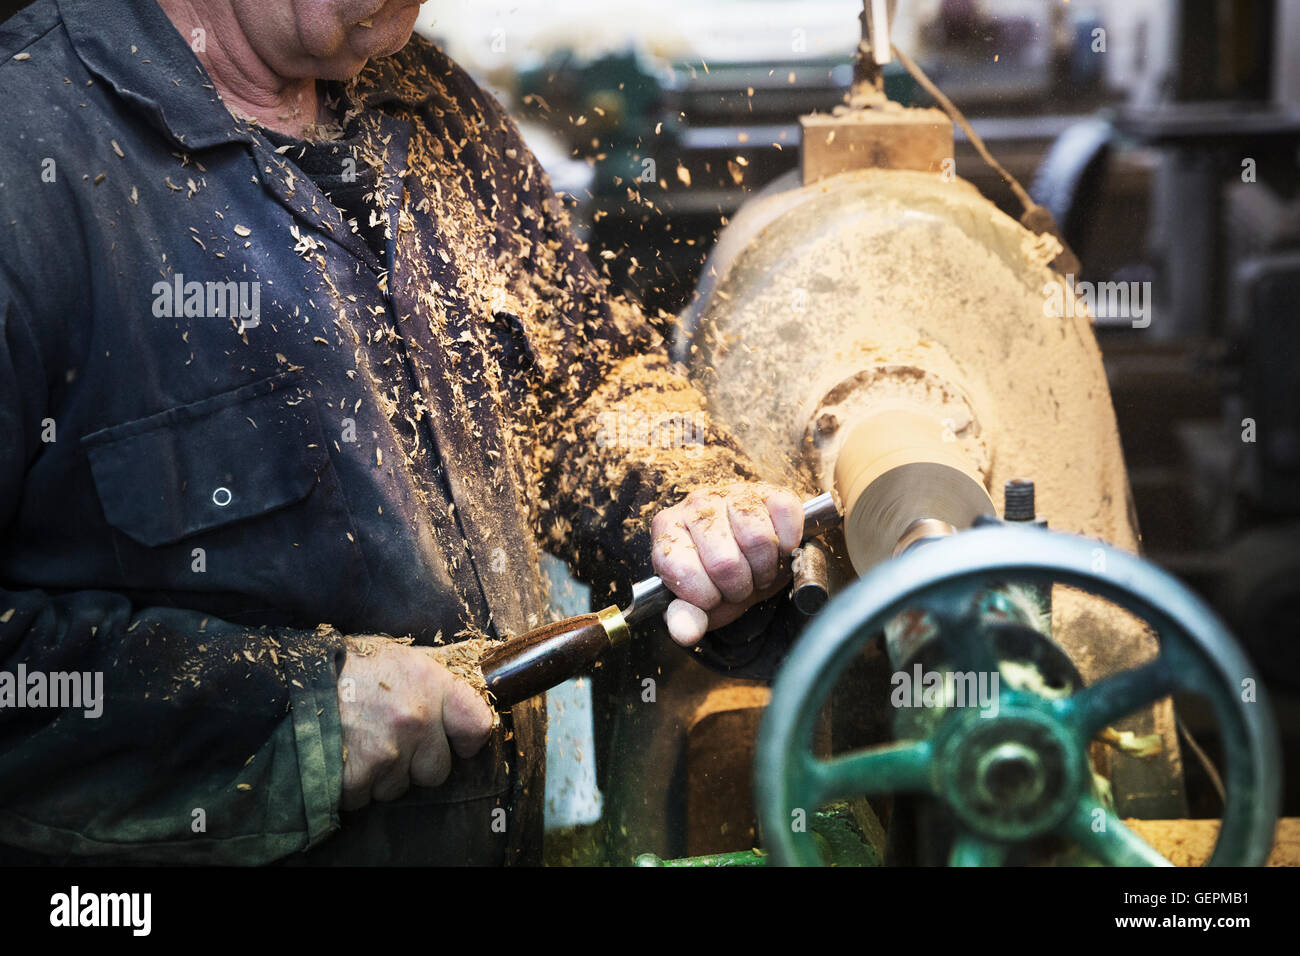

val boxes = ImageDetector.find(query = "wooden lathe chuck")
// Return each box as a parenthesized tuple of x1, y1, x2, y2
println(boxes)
(834, 408, 995, 573)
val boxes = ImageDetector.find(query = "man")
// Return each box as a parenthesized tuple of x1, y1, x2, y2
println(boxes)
(0, 0, 803, 864)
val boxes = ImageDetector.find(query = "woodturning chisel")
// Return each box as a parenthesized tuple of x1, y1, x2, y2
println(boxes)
(481, 492, 841, 708)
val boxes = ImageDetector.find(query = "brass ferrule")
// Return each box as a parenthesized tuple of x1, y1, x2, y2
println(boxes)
(597, 604, 631, 646)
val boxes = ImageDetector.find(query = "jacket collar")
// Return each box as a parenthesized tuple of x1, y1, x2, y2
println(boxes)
(56, 0, 436, 152)
(56, 0, 244, 150)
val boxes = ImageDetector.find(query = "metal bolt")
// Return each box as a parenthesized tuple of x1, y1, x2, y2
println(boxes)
(1004, 479, 1035, 522)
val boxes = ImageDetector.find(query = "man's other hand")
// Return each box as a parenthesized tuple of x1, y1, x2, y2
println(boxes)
(337, 638, 494, 811)
(650, 482, 803, 647)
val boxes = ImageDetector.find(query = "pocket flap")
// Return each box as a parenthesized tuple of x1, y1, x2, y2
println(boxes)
(83, 374, 329, 547)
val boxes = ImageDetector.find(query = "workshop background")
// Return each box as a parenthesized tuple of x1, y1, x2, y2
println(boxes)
(4, 0, 1296, 864)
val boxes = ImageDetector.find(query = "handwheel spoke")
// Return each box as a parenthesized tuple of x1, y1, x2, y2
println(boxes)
(807, 740, 936, 806)
(948, 829, 1009, 867)
(1054, 656, 1179, 736)
(1060, 796, 1173, 866)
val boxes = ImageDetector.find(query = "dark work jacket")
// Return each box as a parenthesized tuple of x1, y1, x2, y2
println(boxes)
(0, 0, 759, 864)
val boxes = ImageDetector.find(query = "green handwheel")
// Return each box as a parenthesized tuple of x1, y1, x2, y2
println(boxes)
(755, 524, 1281, 866)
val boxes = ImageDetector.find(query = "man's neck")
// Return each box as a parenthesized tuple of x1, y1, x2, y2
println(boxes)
(157, 0, 327, 138)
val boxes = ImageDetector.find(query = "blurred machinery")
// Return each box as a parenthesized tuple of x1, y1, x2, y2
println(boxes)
(1044, 0, 1300, 817)
(507, 0, 1116, 318)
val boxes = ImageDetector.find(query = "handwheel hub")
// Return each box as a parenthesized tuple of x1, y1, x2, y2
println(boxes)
(940, 706, 1083, 841)
(977, 743, 1043, 806)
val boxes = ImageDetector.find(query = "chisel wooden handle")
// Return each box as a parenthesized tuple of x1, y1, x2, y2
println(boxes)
(481, 493, 839, 709)
(482, 606, 628, 709)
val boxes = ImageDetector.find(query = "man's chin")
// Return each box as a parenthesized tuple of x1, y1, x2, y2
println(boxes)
(348, 7, 421, 61)
(314, 59, 372, 83)
(313, 31, 415, 81)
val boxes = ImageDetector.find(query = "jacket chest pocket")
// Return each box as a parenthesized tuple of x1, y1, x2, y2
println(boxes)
(82, 373, 370, 626)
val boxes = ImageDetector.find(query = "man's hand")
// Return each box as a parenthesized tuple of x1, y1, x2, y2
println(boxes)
(337, 637, 494, 811)
(651, 482, 804, 647)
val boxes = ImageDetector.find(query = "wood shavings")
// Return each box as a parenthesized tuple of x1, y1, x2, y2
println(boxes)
(1098, 726, 1164, 759)
(425, 637, 502, 709)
